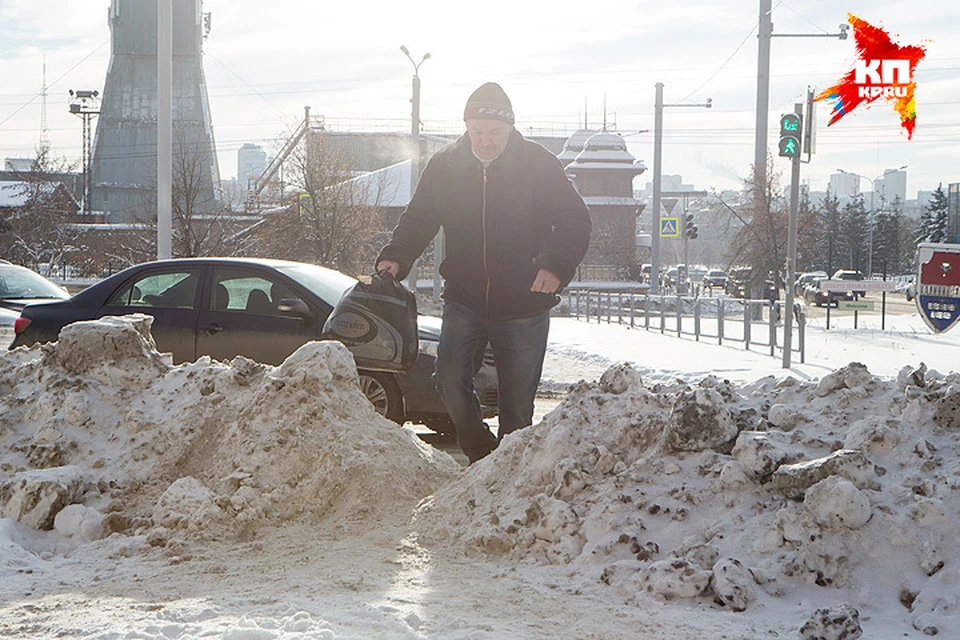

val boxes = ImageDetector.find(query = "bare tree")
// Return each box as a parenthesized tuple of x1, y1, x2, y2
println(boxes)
(248, 130, 388, 276)
(725, 157, 788, 295)
(170, 125, 232, 257)
(125, 124, 238, 260)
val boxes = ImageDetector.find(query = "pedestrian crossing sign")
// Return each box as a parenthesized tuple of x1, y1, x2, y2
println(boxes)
(660, 217, 680, 238)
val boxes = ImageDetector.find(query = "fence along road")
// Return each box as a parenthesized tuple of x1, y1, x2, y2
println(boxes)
(562, 285, 805, 362)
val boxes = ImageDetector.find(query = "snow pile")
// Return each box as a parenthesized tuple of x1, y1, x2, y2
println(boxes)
(0, 315, 459, 547)
(415, 361, 959, 636)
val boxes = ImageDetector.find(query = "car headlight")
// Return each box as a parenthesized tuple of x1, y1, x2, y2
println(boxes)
(418, 339, 439, 358)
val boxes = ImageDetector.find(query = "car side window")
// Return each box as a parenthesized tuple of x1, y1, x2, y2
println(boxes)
(106, 271, 200, 309)
(211, 268, 295, 316)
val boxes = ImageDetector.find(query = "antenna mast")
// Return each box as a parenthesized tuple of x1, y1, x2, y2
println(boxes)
(40, 57, 49, 149)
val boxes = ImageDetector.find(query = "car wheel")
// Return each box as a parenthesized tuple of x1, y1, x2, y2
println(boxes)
(357, 371, 404, 424)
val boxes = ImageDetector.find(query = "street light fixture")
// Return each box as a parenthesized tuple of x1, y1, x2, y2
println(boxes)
(399, 45, 432, 292)
(836, 165, 908, 276)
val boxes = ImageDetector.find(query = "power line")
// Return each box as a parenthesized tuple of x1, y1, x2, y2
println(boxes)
(203, 51, 289, 120)
(0, 40, 108, 130)
(679, 23, 759, 103)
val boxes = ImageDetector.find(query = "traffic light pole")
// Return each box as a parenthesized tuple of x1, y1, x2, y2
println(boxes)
(782, 102, 802, 368)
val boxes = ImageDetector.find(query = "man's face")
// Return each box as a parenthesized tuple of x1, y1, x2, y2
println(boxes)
(466, 118, 512, 162)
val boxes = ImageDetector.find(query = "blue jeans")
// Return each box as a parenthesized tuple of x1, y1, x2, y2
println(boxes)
(435, 302, 550, 459)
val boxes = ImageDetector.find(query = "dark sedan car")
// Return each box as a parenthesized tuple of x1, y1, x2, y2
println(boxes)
(11, 258, 497, 434)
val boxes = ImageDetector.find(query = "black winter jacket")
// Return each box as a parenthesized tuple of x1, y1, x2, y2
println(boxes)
(377, 130, 591, 320)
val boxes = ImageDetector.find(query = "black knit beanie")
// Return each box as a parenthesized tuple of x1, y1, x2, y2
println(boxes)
(463, 82, 515, 124)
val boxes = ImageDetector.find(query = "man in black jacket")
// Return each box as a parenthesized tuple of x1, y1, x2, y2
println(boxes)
(377, 82, 591, 463)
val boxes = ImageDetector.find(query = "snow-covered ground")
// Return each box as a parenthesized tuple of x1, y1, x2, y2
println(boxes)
(1, 309, 958, 639)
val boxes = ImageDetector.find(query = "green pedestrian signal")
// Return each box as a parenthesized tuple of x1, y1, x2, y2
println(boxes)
(778, 113, 802, 158)
(779, 137, 798, 157)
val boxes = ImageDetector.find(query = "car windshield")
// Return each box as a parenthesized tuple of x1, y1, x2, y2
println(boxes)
(274, 262, 358, 307)
(0, 266, 68, 300)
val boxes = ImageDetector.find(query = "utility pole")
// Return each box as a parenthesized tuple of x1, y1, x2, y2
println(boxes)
(755, 0, 773, 187)
(754, 1, 848, 194)
(650, 84, 711, 295)
(157, 0, 173, 259)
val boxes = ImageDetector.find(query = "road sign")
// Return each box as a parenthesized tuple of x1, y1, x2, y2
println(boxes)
(820, 279, 897, 292)
(838, 301, 874, 310)
(660, 217, 679, 238)
(916, 242, 960, 333)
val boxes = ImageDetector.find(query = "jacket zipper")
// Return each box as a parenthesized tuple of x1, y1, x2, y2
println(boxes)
(482, 166, 490, 311)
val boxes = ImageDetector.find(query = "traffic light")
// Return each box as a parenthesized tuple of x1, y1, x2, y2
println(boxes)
(685, 213, 698, 239)
(778, 112, 802, 158)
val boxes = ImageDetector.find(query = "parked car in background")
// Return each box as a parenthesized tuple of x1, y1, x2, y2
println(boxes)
(0, 260, 70, 348)
(687, 266, 707, 285)
(903, 277, 916, 301)
(640, 263, 652, 283)
(830, 269, 866, 299)
(663, 266, 683, 289)
(726, 267, 752, 298)
(794, 270, 828, 298)
(703, 269, 729, 290)
(10, 258, 497, 434)
(802, 276, 853, 307)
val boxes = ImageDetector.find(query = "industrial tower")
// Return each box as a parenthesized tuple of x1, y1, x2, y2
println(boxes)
(90, 0, 220, 222)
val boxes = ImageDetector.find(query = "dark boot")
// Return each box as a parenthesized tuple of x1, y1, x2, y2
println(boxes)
(463, 445, 495, 465)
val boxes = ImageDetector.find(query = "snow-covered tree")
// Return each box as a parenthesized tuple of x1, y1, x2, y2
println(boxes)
(917, 184, 949, 244)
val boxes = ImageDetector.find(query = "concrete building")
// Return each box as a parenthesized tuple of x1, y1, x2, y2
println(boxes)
(89, 0, 220, 222)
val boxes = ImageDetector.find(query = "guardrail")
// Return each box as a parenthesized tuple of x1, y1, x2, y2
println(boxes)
(561, 287, 805, 362)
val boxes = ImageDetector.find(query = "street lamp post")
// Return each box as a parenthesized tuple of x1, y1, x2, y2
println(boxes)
(650, 84, 711, 295)
(400, 45, 431, 293)
(837, 165, 907, 277)
(68, 89, 100, 216)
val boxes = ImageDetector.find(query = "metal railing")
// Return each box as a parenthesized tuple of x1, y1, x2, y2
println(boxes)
(561, 288, 805, 362)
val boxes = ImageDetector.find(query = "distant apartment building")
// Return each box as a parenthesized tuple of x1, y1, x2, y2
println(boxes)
(829, 171, 860, 200)
(875, 167, 908, 206)
(237, 143, 267, 186)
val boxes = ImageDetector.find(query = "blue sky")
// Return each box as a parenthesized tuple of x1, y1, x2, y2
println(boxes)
(1, 0, 957, 199)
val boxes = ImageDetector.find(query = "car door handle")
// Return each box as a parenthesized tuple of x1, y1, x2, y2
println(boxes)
(204, 323, 224, 334)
